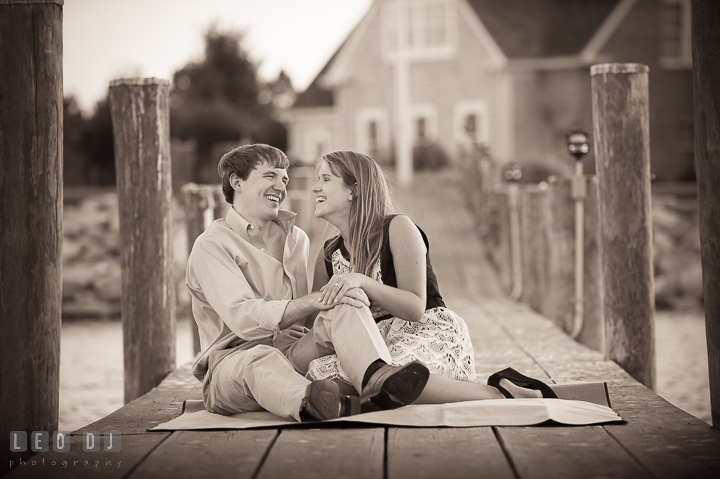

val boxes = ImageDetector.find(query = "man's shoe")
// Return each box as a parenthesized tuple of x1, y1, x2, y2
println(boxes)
(359, 361, 429, 413)
(300, 379, 361, 422)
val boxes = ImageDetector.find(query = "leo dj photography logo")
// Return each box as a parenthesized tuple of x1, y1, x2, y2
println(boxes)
(10, 431, 121, 453)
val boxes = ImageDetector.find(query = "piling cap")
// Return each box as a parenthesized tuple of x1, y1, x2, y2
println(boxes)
(591, 63, 649, 76)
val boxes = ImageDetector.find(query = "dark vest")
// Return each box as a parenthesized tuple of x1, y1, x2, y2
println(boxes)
(323, 215, 445, 322)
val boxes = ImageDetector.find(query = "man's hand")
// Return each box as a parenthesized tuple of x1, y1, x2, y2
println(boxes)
(272, 324, 309, 353)
(336, 287, 370, 308)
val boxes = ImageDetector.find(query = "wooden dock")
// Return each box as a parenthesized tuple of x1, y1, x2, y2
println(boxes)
(8, 172, 720, 479)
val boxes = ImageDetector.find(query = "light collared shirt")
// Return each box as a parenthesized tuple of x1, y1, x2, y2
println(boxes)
(186, 206, 310, 380)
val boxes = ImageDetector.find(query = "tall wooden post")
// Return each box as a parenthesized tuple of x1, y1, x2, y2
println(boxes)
(109, 78, 176, 403)
(591, 63, 655, 389)
(691, 0, 720, 429)
(0, 0, 63, 470)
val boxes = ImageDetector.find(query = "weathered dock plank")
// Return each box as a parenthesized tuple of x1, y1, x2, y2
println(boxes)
(6, 433, 169, 479)
(386, 427, 514, 479)
(497, 426, 651, 479)
(257, 428, 384, 479)
(128, 430, 278, 479)
(71, 366, 201, 436)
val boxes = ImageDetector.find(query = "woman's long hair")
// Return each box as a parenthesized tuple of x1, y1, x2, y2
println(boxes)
(321, 151, 397, 276)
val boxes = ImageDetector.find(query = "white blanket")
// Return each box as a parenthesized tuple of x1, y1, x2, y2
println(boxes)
(151, 398, 623, 431)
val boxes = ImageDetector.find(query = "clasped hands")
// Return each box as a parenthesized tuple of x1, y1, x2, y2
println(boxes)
(318, 272, 369, 307)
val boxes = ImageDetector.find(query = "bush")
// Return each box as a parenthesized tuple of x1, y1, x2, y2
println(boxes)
(413, 142, 450, 171)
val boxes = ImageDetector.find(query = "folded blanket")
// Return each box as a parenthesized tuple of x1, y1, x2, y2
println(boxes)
(151, 396, 622, 431)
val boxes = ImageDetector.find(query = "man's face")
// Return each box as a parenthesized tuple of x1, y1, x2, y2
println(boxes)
(234, 162, 289, 224)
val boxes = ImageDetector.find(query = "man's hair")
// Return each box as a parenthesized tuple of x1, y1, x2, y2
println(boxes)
(217, 143, 290, 204)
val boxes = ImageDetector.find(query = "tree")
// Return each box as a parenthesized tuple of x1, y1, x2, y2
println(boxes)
(170, 25, 287, 182)
(82, 96, 116, 185)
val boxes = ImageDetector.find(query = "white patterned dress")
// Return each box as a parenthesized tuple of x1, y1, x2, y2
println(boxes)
(306, 247, 477, 384)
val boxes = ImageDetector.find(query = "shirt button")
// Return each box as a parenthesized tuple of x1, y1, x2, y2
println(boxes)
(260, 248, 265, 252)
(249, 225, 255, 230)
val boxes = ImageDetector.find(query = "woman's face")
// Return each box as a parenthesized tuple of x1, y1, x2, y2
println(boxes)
(311, 161, 353, 224)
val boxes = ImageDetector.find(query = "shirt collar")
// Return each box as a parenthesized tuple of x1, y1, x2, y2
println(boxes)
(226, 206, 297, 237)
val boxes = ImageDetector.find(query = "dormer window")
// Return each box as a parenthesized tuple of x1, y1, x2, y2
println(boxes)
(659, 0, 692, 69)
(382, 0, 456, 62)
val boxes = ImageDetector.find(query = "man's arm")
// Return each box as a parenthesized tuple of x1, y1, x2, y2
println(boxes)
(189, 237, 370, 339)
(189, 238, 294, 340)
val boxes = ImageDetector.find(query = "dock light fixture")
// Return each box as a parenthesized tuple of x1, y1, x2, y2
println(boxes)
(565, 130, 590, 340)
(503, 163, 523, 182)
(566, 130, 590, 159)
(503, 163, 523, 301)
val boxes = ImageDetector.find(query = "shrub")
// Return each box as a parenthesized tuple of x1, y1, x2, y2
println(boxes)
(413, 142, 450, 171)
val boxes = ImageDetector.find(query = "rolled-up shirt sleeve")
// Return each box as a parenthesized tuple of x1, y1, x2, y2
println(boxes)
(188, 237, 289, 340)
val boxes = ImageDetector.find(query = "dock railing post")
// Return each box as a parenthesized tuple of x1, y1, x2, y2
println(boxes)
(691, 0, 720, 429)
(591, 63, 655, 389)
(0, 0, 63, 468)
(109, 78, 176, 404)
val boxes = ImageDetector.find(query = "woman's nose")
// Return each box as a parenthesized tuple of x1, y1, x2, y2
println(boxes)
(311, 181, 321, 193)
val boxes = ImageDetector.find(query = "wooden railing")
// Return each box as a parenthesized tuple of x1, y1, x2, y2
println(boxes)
(459, 64, 658, 389)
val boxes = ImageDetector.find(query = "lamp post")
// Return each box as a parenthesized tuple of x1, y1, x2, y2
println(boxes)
(566, 130, 590, 339)
(504, 163, 523, 301)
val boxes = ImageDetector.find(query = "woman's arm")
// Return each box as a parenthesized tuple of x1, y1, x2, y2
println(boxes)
(321, 215, 427, 322)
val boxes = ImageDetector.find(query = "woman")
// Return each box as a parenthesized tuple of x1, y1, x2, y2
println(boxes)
(307, 150, 551, 403)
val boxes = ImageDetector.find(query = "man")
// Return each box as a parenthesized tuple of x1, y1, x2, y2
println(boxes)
(186, 143, 429, 421)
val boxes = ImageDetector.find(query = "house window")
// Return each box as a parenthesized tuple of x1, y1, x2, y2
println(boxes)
(382, 0, 456, 62)
(464, 114, 477, 142)
(368, 121, 379, 153)
(411, 104, 438, 144)
(356, 107, 389, 159)
(659, 0, 692, 69)
(416, 118, 426, 141)
(454, 100, 489, 149)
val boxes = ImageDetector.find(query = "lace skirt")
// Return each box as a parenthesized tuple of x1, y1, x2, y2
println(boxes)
(306, 307, 477, 384)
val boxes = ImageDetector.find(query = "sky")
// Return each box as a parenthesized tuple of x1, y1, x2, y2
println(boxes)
(64, 0, 374, 113)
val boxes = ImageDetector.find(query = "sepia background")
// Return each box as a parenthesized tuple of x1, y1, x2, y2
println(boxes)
(58, 0, 709, 432)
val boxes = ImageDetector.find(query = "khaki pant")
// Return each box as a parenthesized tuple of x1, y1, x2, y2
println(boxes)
(203, 303, 392, 421)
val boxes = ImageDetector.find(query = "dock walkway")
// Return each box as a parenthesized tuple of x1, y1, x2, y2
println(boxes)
(9, 171, 720, 479)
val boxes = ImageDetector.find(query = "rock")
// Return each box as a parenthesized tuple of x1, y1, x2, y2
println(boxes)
(62, 291, 120, 319)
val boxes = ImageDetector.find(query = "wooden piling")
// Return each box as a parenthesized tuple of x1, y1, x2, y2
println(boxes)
(109, 78, 176, 403)
(181, 183, 226, 355)
(0, 0, 63, 469)
(519, 185, 551, 312)
(591, 63, 655, 389)
(544, 177, 604, 353)
(691, 0, 720, 429)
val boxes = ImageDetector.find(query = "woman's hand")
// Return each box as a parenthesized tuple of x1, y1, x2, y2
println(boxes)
(319, 273, 368, 305)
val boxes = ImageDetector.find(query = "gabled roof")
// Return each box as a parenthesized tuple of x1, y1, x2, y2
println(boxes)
(291, 50, 338, 109)
(467, 0, 621, 58)
(293, 0, 628, 109)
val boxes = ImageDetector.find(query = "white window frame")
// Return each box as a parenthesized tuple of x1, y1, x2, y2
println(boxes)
(659, 0, 692, 69)
(454, 100, 489, 147)
(355, 107, 389, 155)
(381, 0, 457, 63)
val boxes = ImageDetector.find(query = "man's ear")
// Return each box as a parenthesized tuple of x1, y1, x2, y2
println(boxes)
(230, 173, 242, 192)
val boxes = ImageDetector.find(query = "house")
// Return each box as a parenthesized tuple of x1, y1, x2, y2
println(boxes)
(287, 0, 694, 182)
